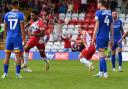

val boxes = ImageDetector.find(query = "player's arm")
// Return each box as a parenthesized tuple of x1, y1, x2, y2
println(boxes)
(109, 22, 114, 48)
(92, 20, 99, 43)
(120, 24, 126, 45)
(20, 13, 26, 45)
(119, 31, 128, 43)
(20, 21, 26, 45)
(31, 28, 45, 37)
(82, 31, 87, 46)
(4, 22, 7, 34)
(4, 14, 8, 34)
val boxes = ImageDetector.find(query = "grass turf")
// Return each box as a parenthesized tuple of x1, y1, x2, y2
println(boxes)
(0, 60, 128, 89)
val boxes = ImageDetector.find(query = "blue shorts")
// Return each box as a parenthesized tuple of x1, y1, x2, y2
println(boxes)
(96, 39, 108, 50)
(5, 37, 23, 52)
(112, 42, 122, 50)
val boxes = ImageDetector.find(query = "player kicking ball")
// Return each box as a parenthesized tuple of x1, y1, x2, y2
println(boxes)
(79, 27, 96, 71)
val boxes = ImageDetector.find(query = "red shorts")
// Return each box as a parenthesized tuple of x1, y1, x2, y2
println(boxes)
(81, 44, 96, 60)
(26, 37, 45, 51)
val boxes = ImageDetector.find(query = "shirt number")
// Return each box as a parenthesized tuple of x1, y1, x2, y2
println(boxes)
(8, 19, 18, 30)
(104, 16, 110, 26)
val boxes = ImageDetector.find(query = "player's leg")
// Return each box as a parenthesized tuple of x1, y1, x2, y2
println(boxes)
(117, 46, 123, 72)
(99, 48, 108, 78)
(2, 52, 11, 78)
(111, 50, 116, 71)
(79, 48, 94, 71)
(95, 40, 108, 78)
(22, 38, 35, 69)
(37, 45, 49, 71)
(13, 38, 24, 78)
(2, 41, 13, 78)
(111, 42, 117, 71)
(14, 52, 23, 78)
(20, 52, 32, 72)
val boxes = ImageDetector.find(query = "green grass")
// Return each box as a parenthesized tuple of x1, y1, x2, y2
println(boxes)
(0, 60, 128, 89)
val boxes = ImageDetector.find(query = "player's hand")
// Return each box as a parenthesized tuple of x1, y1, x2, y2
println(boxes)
(91, 39, 95, 45)
(117, 39, 122, 46)
(109, 40, 114, 49)
(124, 39, 127, 46)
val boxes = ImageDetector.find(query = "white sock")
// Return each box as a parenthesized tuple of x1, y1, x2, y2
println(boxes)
(42, 57, 49, 64)
(99, 71, 103, 75)
(104, 72, 108, 78)
(80, 58, 90, 67)
(23, 52, 28, 65)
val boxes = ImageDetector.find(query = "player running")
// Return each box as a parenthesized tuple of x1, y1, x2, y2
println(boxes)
(92, 0, 114, 78)
(22, 9, 50, 71)
(111, 11, 126, 72)
(79, 27, 95, 71)
(2, 1, 26, 79)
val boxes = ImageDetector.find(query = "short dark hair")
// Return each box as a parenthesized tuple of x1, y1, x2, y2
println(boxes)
(31, 9, 40, 15)
(98, 0, 110, 9)
(11, 0, 19, 6)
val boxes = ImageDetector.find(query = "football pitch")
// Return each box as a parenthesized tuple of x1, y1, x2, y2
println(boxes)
(0, 60, 128, 89)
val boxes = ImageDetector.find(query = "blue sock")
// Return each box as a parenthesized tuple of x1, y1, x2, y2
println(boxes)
(118, 52, 122, 67)
(101, 57, 107, 73)
(99, 58, 103, 72)
(111, 54, 115, 68)
(4, 64, 9, 74)
(16, 65, 21, 75)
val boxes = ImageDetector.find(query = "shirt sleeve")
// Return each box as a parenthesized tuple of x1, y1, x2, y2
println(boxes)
(20, 12, 25, 22)
(95, 11, 100, 21)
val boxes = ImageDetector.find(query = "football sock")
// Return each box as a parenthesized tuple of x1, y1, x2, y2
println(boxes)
(80, 58, 90, 67)
(99, 58, 103, 72)
(43, 57, 49, 64)
(101, 57, 107, 73)
(16, 65, 21, 75)
(118, 52, 122, 67)
(4, 64, 9, 74)
(23, 52, 28, 65)
(111, 54, 115, 68)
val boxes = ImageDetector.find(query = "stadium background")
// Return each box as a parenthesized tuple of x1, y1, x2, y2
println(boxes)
(0, 1, 128, 89)
(0, 0, 128, 61)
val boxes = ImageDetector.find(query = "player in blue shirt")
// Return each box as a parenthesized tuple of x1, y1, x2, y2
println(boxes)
(92, 0, 114, 78)
(2, 1, 26, 79)
(111, 11, 126, 72)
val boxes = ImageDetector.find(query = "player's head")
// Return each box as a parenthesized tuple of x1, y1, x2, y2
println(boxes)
(31, 9, 40, 21)
(97, 0, 110, 9)
(11, 0, 19, 9)
(112, 11, 118, 19)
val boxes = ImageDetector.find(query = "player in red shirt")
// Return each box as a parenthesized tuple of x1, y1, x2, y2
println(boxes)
(22, 9, 49, 71)
(78, 27, 96, 71)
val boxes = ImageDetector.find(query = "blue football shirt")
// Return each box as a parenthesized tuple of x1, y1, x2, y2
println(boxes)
(95, 10, 113, 40)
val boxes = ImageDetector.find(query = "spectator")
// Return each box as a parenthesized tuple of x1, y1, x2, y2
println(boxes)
(61, 35, 72, 52)
(58, 1, 67, 13)
(54, 19, 64, 41)
(2, 1, 11, 23)
(67, 0, 73, 13)
(121, 0, 128, 14)
(80, 0, 87, 13)
(110, 0, 118, 11)
(73, 0, 80, 13)
(71, 42, 79, 52)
